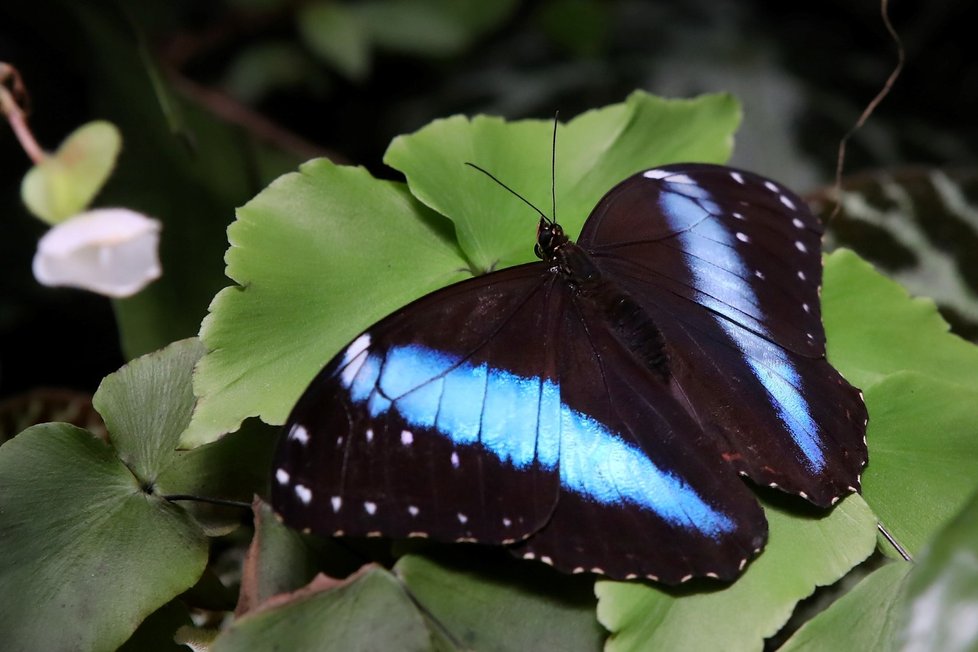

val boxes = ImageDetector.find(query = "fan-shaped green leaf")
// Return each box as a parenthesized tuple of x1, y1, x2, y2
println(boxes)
(396, 553, 605, 651)
(596, 496, 877, 652)
(0, 424, 207, 652)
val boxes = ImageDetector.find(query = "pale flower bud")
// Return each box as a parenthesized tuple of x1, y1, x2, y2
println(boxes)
(32, 208, 162, 298)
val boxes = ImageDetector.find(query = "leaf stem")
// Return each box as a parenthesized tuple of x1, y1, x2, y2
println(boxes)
(163, 494, 254, 510)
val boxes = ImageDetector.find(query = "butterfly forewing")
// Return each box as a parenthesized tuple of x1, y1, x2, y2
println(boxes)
(579, 164, 867, 505)
(273, 265, 564, 544)
(582, 164, 825, 356)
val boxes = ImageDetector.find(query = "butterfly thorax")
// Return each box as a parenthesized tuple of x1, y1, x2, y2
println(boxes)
(538, 218, 670, 382)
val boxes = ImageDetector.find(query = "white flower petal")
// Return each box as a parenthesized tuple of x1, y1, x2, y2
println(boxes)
(32, 208, 162, 298)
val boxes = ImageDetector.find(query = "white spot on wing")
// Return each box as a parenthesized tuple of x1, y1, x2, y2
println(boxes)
(667, 174, 695, 185)
(339, 334, 371, 386)
(764, 180, 779, 192)
(275, 468, 290, 485)
(502, 517, 512, 527)
(779, 195, 796, 209)
(457, 512, 468, 524)
(345, 334, 371, 363)
(331, 496, 342, 512)
(365, 428, 374, 443)
(643, 169, 671, 179)
(795, 240, 808, 253)
(792, 217, 805, 229)
(401, 429, 413, 445)
(294, 485, 312, 504)
(798, 270, 807, 281)
(803, 303, 811, 313)
(733, 211, 745, 220)
(289, 424, 310, 445)
(450, 451, 460, 468)
(364, 501, 377, 515)
(755, 270, 765, 280)
(736, 232, 750, 243)
(408, 505, 419, 516)
(731, 171, 745, 184)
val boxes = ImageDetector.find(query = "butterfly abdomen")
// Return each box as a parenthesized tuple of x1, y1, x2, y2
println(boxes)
(557, 241, 670, 382)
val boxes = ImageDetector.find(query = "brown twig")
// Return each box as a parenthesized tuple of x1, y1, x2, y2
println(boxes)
(830, 0, 906, 221)
(165, 71, 342, 163)
(0, 62, 47, 164)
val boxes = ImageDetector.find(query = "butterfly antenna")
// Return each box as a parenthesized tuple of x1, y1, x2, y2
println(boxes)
(551, 110, 559, 222)
(464, 162, 553, 224)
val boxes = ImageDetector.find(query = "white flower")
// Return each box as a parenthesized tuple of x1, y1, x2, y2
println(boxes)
(32, 208, 162, 298)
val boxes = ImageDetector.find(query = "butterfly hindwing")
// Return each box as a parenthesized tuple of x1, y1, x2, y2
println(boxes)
(512, 293, 767, 582)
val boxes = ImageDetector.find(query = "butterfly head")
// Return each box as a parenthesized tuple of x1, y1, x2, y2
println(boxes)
(534, 218, 568, 262)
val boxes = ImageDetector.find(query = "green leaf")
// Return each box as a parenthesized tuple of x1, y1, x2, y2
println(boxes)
(396, 553, 606, 651)
(185, 160, 467, 446)
(222, 42, 327, 103)
(20, 120, 122, 224)
(0, 424, 207, 652)
(384, 91, 740, 271)
(778, 561, 912, 652)
(89, 337, 274, 533)
(782, 489, 978, 652)
(237, 499, 323, 614)
(596, 496, 877, 651)
(93, 337, 205, 480)
(898, 488, 978, 652)
(155, 418, 278, 535)
(861, 372, 978, 556)
(212, 567, 445, 651)
(298, 2, 370, 81)
(821, 249, 978, 393)
(354, 0, 518, 58)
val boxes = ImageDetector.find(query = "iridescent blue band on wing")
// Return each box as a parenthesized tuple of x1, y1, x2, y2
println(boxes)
(336, 339, 736, 537)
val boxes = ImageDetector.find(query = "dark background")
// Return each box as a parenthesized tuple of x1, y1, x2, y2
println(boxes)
(1, 0, 975, 403)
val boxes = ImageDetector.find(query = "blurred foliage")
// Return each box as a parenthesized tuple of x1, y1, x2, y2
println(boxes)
(2, 0, 976, 397)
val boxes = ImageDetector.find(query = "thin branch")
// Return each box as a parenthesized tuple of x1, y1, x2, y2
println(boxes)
(0, 63, 47, 164)
(830, 0, 906, 221)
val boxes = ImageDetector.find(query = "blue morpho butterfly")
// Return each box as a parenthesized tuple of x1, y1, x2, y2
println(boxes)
(271, 152, 868, 584)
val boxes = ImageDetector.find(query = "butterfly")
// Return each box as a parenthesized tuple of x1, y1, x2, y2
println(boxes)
(271, 161, 868, 584)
